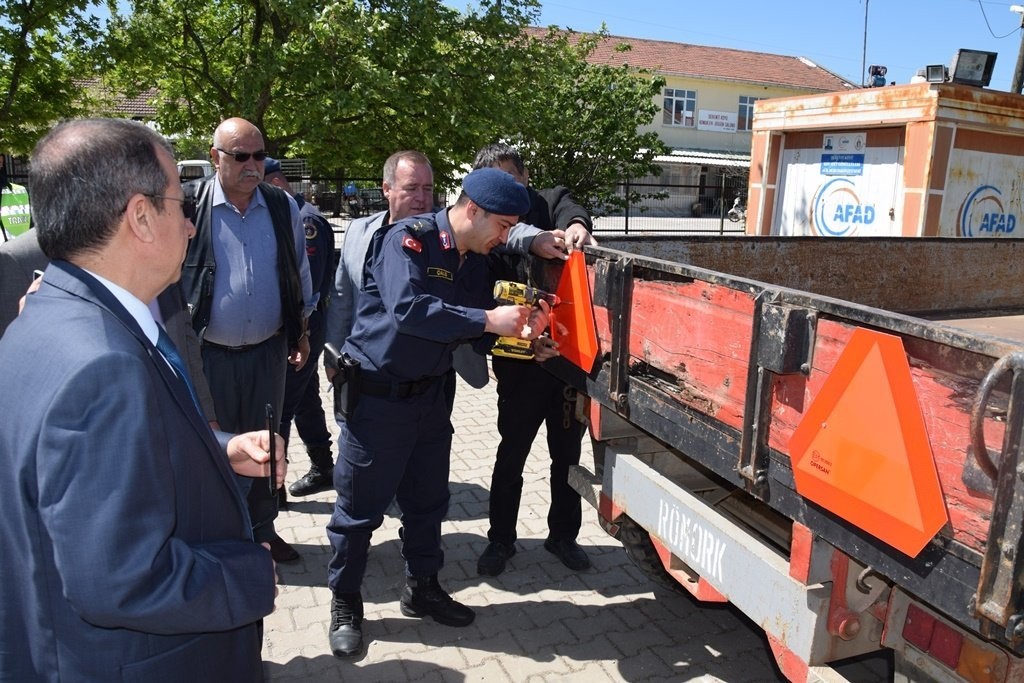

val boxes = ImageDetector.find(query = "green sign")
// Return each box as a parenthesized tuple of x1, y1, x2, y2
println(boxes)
(1, 182, 31, 239)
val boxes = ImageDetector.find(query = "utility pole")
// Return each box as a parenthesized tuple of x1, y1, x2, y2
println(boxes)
(861, 0, 869, 87)
(1012, 6, 1024, 93)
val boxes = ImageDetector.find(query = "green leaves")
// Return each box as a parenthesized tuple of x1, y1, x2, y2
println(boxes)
(4, 0, 664, 207)
(0, 0, 108, 152)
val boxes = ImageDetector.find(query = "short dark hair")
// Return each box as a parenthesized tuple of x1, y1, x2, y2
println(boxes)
(472, 143, 525, 176)
(31, 118, 173, 260)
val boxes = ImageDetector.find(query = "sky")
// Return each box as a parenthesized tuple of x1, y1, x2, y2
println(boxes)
(446, 0, 1024, 91)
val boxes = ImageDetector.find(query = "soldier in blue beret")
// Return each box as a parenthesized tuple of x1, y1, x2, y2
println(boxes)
(325, 167, 557, 658)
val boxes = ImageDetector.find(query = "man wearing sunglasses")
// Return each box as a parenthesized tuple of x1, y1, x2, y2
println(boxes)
(180, 117, 314, 566)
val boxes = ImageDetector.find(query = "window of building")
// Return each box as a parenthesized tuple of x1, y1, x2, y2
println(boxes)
(738, 96, 762, 131)
(663, 88, 696, 127)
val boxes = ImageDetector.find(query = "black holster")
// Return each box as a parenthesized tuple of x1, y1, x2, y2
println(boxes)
(324, 343, 361, 420)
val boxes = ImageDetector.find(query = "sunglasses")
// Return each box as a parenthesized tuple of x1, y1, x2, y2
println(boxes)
(214, 147, 268, 163)
(145, 194, 197, 221)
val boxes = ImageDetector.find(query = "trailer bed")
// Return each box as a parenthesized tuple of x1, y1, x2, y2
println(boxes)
(535, 236, 1024, 657)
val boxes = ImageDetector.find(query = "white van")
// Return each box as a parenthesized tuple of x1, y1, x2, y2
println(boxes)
(176, 160, 213, 182)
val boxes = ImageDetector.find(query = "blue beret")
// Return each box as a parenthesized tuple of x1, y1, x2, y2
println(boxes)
(462, 167, 530, 216)
(263, 156, 281, 174)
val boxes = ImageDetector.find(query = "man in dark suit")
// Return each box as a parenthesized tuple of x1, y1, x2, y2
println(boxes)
(473, 143, 597, 577)
(0, 118, 281, 681)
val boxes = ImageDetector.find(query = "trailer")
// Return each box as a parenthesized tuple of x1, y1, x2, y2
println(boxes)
(535, 235, 1024, 682)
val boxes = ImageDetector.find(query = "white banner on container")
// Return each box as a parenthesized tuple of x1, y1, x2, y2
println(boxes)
(773, 146, 902, 237)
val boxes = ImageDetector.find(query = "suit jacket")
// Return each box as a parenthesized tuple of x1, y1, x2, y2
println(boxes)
(0, 229, 217, 419)
(325, 210, 388, 350)
(0, 261, 273, 682)
(0, 228, 48, 337)
(156, 281, 218, 420)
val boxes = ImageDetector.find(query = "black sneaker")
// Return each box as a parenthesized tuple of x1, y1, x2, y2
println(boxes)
(400, 575, 475, 626)
(543, 537, 591, 571)
(328, 592, 363, 658)
(288, 466, 334, 497)
(477, 541, 516, 576)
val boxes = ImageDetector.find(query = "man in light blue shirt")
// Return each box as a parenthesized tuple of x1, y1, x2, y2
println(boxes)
(180, 117, 313, 564)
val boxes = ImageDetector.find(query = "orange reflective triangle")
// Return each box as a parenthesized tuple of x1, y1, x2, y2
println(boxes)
(551, 250, 599, 373)
(788, 328, 947, 557)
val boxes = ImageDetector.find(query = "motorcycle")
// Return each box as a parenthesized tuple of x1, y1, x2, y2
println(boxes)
(343, 182, 362, 218)
(727, 196, 746, 223)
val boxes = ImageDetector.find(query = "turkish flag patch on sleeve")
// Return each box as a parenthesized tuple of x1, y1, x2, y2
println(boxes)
(402, 235, 422, 253)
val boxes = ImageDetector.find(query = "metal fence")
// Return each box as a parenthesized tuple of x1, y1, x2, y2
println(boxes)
(295, 176, 385, 219)
(4, 166, 753, 237)
(594, 175, 749, 235)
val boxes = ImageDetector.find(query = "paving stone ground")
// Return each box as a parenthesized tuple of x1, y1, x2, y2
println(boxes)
(263, 366, 891, 682)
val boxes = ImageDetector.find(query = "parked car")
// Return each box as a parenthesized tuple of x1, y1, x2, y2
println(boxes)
(176, 160, 213, 182)
(357, 188, 387, 215)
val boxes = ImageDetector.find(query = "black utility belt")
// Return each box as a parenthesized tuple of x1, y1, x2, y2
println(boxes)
(324, 343, 437, 422)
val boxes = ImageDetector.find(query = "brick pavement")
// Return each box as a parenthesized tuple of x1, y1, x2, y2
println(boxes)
(263, 369, 888, 682)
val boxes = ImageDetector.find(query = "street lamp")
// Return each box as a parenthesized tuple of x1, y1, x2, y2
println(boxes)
(1011, 5, 1024, 93)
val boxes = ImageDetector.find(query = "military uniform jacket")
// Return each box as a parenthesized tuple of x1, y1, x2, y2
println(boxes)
(341, 209, 495, 383)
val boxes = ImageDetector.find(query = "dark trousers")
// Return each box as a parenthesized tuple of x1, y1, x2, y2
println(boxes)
(203, 333, 287, 544)
(488, 358, 585, 545)
(279, 307, 332, 449)
(326, 379, 451, 594)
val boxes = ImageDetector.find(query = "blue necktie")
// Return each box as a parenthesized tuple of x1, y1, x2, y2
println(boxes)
(156, 327, 201, 414)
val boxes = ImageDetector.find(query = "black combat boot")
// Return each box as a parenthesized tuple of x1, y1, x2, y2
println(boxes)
(399, 575, 475, 626)
(289, 444, 334, 497)
(328, 591, 363, 658)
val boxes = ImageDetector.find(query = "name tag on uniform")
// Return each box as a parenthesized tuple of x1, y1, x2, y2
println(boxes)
(427, 267, 453, 281)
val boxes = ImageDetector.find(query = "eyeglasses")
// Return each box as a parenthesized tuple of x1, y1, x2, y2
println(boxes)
(145, 194, 197, 221)
(214, 147, 268, 163)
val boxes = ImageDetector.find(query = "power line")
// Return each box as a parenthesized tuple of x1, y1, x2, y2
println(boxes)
(974, 0, 1020, 39)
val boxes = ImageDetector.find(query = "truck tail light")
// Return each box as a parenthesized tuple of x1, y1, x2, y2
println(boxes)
(902, 604, 1005, 682)
(956, 638, 1004, 683)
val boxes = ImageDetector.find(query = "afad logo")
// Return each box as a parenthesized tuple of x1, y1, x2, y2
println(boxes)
(958, 185, 1017, 237)
(811, 178, 876, 237)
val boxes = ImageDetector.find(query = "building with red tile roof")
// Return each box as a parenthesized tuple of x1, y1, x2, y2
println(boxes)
(526, 28, 858, 215)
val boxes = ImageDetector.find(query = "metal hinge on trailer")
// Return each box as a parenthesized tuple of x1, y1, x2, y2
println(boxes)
(965, 352, 1024, 648)
(601, 255, 634, 419)
(737, 291, 817, 493)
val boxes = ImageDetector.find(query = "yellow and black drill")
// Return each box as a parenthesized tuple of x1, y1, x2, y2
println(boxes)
(491, 280, 561, 360)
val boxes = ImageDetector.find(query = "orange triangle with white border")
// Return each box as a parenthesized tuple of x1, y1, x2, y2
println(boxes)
(788, 327, 947, 557)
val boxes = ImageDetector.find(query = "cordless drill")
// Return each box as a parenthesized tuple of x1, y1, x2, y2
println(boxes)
(491, 280, 561, 359)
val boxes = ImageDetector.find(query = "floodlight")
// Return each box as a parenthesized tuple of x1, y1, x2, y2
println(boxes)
(949, 49, 997, 87)
(924, 64, 948, 83)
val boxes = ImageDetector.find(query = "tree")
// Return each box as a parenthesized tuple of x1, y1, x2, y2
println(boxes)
(497, 27, 667, 215)
(0, 0, 109, 154)
(100, 0, 311, 151)
(99, 0, 664, 206)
